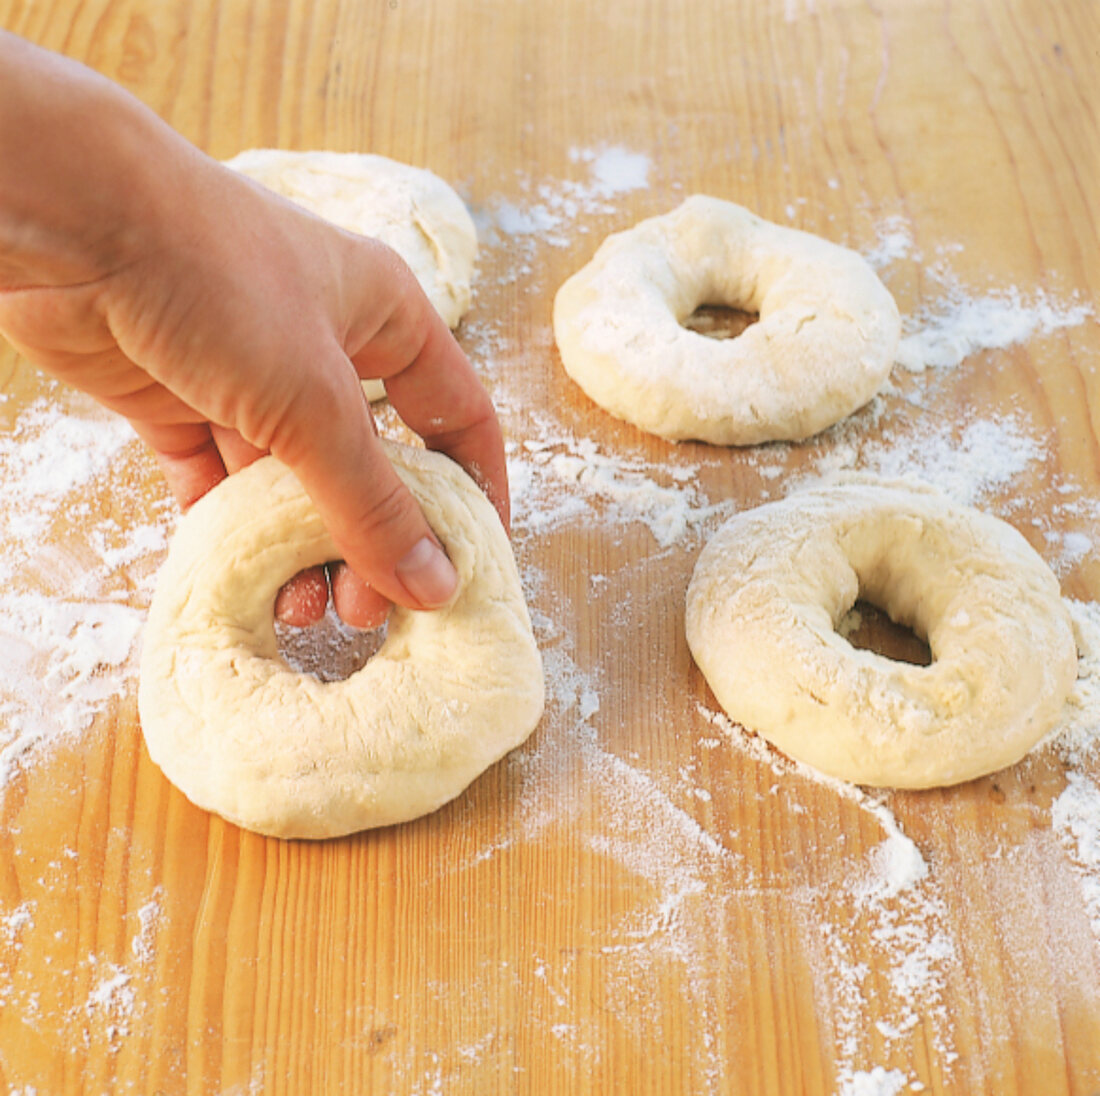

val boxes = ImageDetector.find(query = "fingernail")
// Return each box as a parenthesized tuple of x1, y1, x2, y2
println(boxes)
(395, 537, 458, 608)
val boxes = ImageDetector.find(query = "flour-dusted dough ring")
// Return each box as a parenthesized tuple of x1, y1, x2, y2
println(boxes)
(553, 196, 901, 444)
(686, 479, 1077, 787)
(225, 149, 478, 401)
(138, 441, 545, 839)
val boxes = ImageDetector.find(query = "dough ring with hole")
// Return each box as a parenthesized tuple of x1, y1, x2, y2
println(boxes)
(225, 149, 478, 402)
(138, 440, 545, 839)
(685, 478, 1077, 787)
(552, 196, 901, 444)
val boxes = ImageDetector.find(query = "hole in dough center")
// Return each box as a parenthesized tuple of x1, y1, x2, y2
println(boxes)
(837, 599, 932, 667)
(682, 304, 758, 340)
(275, 605, 388, 682)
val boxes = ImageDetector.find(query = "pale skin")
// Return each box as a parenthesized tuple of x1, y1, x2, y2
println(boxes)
(0, 31, 509, 629)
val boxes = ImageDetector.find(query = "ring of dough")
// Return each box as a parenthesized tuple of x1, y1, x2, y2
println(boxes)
(685, 479, 1077, 787)
(553, 196, 901, 445)
(138, 441, 545, 839)
(226, 149, 478, 401)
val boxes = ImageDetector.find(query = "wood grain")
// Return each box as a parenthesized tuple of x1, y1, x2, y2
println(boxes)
(1, 0, 1099, 1093)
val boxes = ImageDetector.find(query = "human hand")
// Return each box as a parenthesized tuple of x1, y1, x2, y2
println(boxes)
(0, 33, 508, 630)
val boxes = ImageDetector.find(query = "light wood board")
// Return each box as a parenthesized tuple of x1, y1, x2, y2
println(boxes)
(0, 1, 1098, 1093)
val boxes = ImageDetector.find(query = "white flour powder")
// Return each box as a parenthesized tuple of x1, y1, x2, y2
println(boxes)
(1051, 772, 1100, 937)
(838, 1068, 910, 1096)
(509, 427, 732, 549)
(474, 144, 652, 261)
(471, 188, 1098, 1090)
(897, 285, 1093, 373)
(0, 392, 170, 799)
(861, 211, 1095, 373)
(0, 173, 1098, 1096)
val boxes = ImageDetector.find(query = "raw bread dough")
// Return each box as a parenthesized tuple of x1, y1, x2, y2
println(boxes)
(552, 196, 900, 444)
(685, 478, 1077, 787)
(225, 149, 478, 401)
(138, 441, 545, 839)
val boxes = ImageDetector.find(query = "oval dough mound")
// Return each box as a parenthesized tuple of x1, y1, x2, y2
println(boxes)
(552, 196, 900, 445)
(225, 149, 478, 400)
(138, 441, 545, 839)
(685, 479, 1077, 787)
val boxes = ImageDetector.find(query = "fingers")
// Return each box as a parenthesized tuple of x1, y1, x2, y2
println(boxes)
(268, 248, 508, 622)
(136, 420, 269, 509)
(385, 318, 511, 533)
(343, 245, 511, 533)
(274, 564, 391, 631)
(134, 420, 228, 510)
(122, 199, 504, 629)
(210, 423, 267, 474)
(139, 420, 334, 627)
(275, 564, 392, 631)
(330, 562, 391, 630)
(210, 424, 340, 626)
(265, 346, 459, 613)
(207, 425, 339, 625)
(273, 566, 330, 626)
(131, 419, 266, 510)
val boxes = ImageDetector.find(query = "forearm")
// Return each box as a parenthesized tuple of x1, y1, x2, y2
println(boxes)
(0, 33, 507, 621)
(0, 31, 173, 288)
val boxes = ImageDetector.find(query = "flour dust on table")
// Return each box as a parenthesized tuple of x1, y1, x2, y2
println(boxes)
(463, 186, 1100, 1090)
(0, 389, 171, 800)
(1, 149, 1098, 1093)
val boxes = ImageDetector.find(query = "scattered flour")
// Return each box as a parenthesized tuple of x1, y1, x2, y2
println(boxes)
(696, 702, 956, 1088)
(437, 587, 734, 1085)
(465, 196, 1100, 1091)
(1, 177, 1098, 1095)
(85, 965, 136, 1041)
(0, 878, 166, 1073)
(569, 145, 651, 196)
(810, 412, 1045, 508)
(1049, 600, 1100, 768)
(863, 215, 916, 272)
(509, 428, 731, 548)
(1051, 772, 1100, 938)
(130, 887, 165, 965)
(1043, 601, 1100, 944)
(475, 143, 653, 258)
(861, 213, 1094, 373)
(0, 399, 133, 581)
(695, 703, 928, 900)
(897, 285, 1093, 372)
(837, 1067, 911, 1096)
(0, 394, 167, 798)
(1, 900, 36, 947)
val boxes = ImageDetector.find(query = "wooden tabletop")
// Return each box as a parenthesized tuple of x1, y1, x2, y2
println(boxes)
(1, 1, 1099, 1093)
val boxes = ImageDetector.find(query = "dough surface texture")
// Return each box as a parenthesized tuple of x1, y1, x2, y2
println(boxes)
(139, 441, 545, 839)
(225, 149, 478, 401)
(553, 196, 900, 445)
(685, 479, 1077, 787)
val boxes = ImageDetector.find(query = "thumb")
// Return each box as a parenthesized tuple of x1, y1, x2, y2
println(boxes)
(269, 352, 457, 612)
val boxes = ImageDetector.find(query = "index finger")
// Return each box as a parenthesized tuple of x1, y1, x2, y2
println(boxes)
(347, 257, 510, 531)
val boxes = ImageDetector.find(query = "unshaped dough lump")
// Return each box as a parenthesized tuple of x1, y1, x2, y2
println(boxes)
(553, 196, 900, 445)
(138, 441, 545, 839)
(686, 478, 1078, 788)
(225, 149, 478, 400)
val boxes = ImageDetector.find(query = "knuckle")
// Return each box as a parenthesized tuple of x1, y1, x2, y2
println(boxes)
(351, 478, 417, 540)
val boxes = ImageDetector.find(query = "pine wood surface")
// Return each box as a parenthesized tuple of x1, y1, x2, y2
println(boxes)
(0, 1, 1098, 1093)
